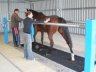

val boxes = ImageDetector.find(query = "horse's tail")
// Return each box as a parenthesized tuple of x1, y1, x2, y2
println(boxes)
(58, 17, 73, 53)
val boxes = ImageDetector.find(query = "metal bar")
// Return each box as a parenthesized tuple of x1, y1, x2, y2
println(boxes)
(34, 22, 85, 28)
(0, 19, 85, 28)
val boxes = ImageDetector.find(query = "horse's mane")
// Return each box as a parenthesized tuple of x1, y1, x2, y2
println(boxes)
(27, 9, 45, 16)
(27, 9, 59, 18)
(39, 12, 45, 16)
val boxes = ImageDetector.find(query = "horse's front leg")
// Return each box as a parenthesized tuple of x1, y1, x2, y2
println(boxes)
(38, 31, 44, 51)
(34, 26, 37, 42)
(41, 31, 44, 45)
(34, 33, 37, 42)
(47, 34, 54, 54)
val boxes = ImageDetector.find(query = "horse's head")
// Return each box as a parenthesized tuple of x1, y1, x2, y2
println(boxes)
(26, 9, 45, 20)
(25, 9, 33, 17)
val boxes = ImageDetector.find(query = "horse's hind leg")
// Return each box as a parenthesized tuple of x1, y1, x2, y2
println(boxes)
(58, 27, 75, 61)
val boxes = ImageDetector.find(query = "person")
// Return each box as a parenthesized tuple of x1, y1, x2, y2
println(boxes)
(11, 8, 23, 47)
(23, 11, 50, 60)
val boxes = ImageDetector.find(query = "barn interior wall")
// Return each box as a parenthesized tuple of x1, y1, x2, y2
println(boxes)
(0, 0, 30, 32)
(0, 0, 96, 34)
(33, 0, 96, 35)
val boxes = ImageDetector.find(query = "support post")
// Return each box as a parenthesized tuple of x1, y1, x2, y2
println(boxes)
(84, 20, 96, 72)
(3, 17, 8, 44)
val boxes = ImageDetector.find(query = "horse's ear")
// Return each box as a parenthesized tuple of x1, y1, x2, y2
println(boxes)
(26, 8, 29, 11)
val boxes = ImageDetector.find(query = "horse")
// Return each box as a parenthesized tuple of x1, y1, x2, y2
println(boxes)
(25, 9, 75, 61)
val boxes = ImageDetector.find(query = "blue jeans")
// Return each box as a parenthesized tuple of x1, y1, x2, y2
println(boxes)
(24, 33, 34, 60)
(12, 27, 20, 46)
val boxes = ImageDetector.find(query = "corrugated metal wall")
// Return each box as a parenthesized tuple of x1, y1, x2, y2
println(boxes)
(0, 0, 8, 32)
(32, 0, 96, 35)
(62, 0, 95, 35)
(33, 0, 56, 15)
(0, 0, 95, 35)
(0, 0, 30, 32)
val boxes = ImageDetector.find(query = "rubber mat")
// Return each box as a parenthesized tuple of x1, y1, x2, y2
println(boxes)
(31, 42, 84, 72)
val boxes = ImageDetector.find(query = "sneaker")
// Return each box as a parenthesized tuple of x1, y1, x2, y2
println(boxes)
(33, 58, 35, 61)
(14, 45, 18, 47)
(26, 58, 35, 61)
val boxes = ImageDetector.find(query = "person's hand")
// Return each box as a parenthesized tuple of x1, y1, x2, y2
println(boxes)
(1, 23, 4, 28)
(34, 19, 36, 21)
(44, 18, 50, 23)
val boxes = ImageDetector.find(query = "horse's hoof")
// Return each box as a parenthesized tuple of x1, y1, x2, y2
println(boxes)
(49, 49, 52, 52)
(39, 48, 43, 51)
(41, 45, 44, 47)
(67, 58, 75, 62)
(45, 50, 52, 56)
(45, 53, 51, 56)
(71, 53, 75, 61)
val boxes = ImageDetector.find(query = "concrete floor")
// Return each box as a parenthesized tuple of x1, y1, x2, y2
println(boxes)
(0, 32, 56, 72)
(0, 40, 56, 72)
(0, 32, 96, 72)
(0, 54, 20, 72)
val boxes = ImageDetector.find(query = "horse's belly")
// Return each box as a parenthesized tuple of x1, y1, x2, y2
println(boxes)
(48, 26, 58, 33)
